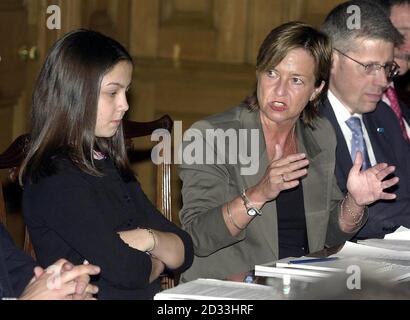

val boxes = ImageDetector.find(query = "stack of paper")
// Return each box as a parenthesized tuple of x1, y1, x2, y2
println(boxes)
(254, 257, 349, 282)
(254, 232, 410, 284)
(333, 241, 410, 282)
(154, 278, 282, 300)
(384, 226, 410, 240)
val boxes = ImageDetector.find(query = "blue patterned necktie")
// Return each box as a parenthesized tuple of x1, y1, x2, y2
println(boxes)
(345, 116, 371, 170)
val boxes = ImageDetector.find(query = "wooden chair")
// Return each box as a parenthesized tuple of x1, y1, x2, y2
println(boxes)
(0, 134, 34, 257)
(0, 115, 175, 289)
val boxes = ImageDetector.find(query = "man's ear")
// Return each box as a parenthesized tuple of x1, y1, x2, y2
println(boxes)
(330, 51, 338, 75)
(310, 80, 326, 101)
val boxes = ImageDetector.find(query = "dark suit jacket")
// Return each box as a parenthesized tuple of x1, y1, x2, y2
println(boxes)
(0, 224, 35, 299)
(399, 97, 410, 126)
(320, 98, 410, 238)
(395, 75, 410, 110)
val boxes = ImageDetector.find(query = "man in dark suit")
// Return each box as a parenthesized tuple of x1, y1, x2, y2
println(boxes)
(0, 223, 100, 299)
(320, 0, 410, 239)
(373, 0, 410, 142)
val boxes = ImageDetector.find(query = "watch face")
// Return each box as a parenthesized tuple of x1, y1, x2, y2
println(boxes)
(247, 208, 257, 216)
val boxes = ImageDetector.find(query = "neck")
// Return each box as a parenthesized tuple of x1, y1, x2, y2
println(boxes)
(261, 117, 296, 146)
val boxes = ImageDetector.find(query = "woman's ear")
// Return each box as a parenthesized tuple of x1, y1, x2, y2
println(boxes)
(310, 80, 326, 101)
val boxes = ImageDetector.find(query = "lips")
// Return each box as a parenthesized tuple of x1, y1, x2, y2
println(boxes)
(365, 93, 382, 102)
(268, 101, 288, 112)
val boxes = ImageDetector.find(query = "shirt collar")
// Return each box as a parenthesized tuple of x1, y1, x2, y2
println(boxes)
(327, 90, 363, 123)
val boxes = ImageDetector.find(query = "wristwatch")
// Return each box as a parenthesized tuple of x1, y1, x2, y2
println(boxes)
(241, 190, 262, 217)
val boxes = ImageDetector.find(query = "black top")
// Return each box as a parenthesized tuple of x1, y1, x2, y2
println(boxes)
(276, 184, 309, 259)
(0, 224, 36, 299)
(23, 156, 193, 300)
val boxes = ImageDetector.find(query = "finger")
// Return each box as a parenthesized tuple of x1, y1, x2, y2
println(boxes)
(84, 284, 99, 295)
(62, 262, 74, 273)
(46, 259, 69, 275)
(381, 177, 399, 189)
(34, 266, 45, 278)
(281, 159, 309, 173)
(48, 280, 78, 297)
(379, 192, 397, 200)
(60, 281, 78, 296)
(375, 166, 396, 181)
(351, 151, 363, 174)
(370, 162, 388, 173)
(281, 180, 300, 190)
(74, 275, 90, 295)
(281, 168, 308, 182)
(270, 152, 306, 168)
(60, 264, 101, 284)
(272, 144, 283, 161)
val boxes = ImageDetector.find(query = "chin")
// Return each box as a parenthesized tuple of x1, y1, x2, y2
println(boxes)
(95, 131, 117, 138)
(361, 103, 378, 114)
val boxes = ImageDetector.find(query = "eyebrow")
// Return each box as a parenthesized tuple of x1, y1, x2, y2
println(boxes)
(291, 73, 307, 78)
(268, 69, 307, 77)
(104, 82, 131, 89)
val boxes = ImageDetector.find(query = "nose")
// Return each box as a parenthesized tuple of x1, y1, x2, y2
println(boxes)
(118, 94, 129, 112)
(274, 78, 288, 97)
(374, 68, 389, 88)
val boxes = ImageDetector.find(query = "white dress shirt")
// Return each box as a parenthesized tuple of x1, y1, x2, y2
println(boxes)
(327, 90, 377, 167)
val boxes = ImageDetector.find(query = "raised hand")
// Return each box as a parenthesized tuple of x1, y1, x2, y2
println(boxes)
(247, 144, 309, 206)
(347, 151, 399, 206)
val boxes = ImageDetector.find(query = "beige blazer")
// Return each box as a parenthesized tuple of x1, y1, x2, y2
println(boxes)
(179, 105, 366, 281)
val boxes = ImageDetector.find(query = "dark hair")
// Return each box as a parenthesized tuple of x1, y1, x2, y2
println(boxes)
(374, 0, 410, 14)
(321, 0, 404, 53)
(245, 21, 332, 127)
(20, 29, 133, 184)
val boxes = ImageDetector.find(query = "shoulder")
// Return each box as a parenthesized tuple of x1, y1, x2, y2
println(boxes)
(370, 101, 397, 122)
(23, 157, 88, 195)
(367, 101, 404, 137)
(190, 104, 249, 132)
(306, 116, 337, 148)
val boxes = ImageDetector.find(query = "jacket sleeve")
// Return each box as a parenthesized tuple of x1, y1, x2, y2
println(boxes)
(23, 174, 152, 290)
(325, 176, 368, 248)
(178, 121, 246, 257)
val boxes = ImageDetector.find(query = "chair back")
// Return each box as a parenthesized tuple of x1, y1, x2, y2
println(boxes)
(0, 134, 35, 257)
(124, 115, 174, 289)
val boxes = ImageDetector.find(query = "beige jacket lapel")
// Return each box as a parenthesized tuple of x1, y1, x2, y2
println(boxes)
(237, 108, 278, 255)
(297, 121, 330, 252)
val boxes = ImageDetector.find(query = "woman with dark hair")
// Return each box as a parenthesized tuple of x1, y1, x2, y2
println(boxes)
(20, 29, 193, 300)
(178, 21, 399, 281)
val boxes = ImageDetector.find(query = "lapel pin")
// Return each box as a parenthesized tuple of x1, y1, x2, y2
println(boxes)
(377, 127, 384, 133)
